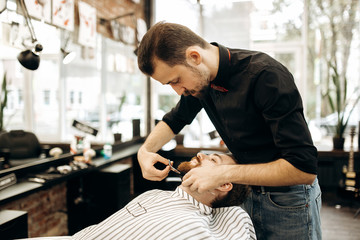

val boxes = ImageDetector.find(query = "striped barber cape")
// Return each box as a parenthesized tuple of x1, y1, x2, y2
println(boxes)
(72, 187, 256, 240)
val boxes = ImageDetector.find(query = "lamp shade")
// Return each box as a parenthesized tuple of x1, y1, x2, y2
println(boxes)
(17, 44, 43, 70)
(61, 48, 76, 64)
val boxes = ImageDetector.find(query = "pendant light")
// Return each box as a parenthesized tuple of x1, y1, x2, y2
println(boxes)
(16, 0, 43, 70)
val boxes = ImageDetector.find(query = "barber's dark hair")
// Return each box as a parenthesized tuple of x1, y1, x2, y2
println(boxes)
(137, 21, 209, 76)
(211, 184, 250, 208)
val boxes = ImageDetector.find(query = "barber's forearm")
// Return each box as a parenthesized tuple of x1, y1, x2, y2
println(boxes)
(140, 121, 175, 153)
(225, 159, 316, 186)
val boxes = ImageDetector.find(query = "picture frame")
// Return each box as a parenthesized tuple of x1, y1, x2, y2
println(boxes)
(78, 1, 96, 47)
(52, 0, 74, 31)
(0, 0, 6, 14)
(24, 0, 51, 23)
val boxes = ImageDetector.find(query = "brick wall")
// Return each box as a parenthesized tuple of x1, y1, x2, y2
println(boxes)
(0, 183, 68, 237)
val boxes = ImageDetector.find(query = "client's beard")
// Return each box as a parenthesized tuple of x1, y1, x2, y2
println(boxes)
(177, 156, 200, 174)
(177, 156, 250, 208)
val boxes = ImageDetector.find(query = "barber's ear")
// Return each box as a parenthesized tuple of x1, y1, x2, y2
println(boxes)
(216, 183, 233, 192)
(185, 48, 201, 65)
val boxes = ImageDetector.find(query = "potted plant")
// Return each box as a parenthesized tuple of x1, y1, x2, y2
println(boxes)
(0, 72, 8, 133)
(324, 64, 360, 150)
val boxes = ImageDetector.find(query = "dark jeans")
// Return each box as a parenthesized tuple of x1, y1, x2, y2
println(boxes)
(243, 178, 322, 240)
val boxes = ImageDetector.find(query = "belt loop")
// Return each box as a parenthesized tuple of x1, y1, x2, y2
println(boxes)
(260, 186, 266, 195)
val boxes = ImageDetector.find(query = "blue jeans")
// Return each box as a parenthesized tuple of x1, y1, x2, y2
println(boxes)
(243, 178, 322, 240)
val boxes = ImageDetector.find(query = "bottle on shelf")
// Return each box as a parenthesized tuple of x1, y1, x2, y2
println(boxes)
(103, 143, 112, 160)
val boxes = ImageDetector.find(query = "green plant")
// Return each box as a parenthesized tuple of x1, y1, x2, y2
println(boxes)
(0, 72, 8, 132)
(118, 93, 126, 113)
(324, 64, 360, 139)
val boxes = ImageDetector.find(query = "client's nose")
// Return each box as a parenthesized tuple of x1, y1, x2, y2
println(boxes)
(196, 152, 206, 161)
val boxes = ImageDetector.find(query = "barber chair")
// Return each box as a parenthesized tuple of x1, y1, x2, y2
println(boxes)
(0, 130, 49, 167)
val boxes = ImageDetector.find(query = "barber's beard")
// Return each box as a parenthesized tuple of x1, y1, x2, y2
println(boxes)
(186, 85, 210, 100)
(183, 66, 211, 99)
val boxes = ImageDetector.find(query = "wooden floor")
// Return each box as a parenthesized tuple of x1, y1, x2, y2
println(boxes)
(321, 192, 360, 240)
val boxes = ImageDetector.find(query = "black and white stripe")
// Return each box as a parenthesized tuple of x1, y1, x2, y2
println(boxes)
(71, 187, 256, 240)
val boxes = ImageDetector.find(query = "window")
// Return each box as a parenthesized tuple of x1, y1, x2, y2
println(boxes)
(43, 90, 50, 105)
(103, 38, 146, 143)
(70, 91, 74, 105)
(0, 7, 147, 144)
(0, 59, 25, 131)
(153, 0, 360, 149)
(78, 92, 82, 104)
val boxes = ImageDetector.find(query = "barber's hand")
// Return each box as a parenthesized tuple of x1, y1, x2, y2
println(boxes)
(181, 165, 226, 194)
(137, 148, 171, 181)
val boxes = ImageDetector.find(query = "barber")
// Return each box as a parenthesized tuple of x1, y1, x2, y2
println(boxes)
(136, 21, 321, 240)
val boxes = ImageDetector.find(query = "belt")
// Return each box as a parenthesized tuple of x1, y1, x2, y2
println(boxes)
(251, 186, 291, 193)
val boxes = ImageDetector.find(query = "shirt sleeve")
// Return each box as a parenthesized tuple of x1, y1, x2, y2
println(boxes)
(162, 95, 203, 134)
(254, 67, 318, 174)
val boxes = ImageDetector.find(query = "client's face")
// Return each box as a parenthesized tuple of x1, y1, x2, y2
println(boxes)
(178, 152, 235, 174)
(178, 152, 249, 207)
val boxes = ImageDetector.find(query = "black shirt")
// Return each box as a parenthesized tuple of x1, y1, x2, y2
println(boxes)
(162, 43, 318, 174)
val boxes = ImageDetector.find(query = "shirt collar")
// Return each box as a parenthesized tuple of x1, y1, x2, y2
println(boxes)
(210, 42, 231, 91)
(172, 187, 213, 215)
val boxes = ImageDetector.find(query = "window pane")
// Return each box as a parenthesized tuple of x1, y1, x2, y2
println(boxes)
(0, 59, 25, 131)
(202, 1, 253, 48)
(153, 0, 306, 147)
(63, 37, 102, 143)
(33, 58, 60, 141)
(104, 38, 146, 143)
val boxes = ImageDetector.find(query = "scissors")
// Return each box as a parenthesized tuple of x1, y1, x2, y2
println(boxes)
(168, 159, 181, 175)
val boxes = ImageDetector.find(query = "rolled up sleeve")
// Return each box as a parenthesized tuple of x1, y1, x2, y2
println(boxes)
(255, 68, 318, 174)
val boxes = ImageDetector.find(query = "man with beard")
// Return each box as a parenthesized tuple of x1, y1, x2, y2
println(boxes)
(24, 152, 255, 240)
(136, 21, 321, 240)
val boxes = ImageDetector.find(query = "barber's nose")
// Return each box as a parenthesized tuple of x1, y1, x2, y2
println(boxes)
(197, 152, 207, 161)
(171, 85, 185, 95)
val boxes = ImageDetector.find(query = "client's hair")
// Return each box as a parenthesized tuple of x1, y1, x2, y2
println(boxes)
(211, 152, 250, 208)
(211, 184, 250, 208)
